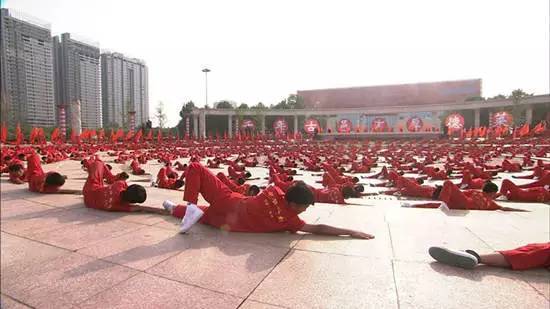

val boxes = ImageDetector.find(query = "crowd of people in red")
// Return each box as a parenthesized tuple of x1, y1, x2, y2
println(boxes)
(1, 128, 549, 270)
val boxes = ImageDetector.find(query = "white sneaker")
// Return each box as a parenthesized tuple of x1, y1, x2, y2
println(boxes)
(179, 203, 204, 234)
(162, 200, 176, 213)
(439, 202, 450, 211)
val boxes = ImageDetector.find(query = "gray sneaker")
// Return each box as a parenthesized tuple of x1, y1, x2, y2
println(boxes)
(428, 246, 478, 269)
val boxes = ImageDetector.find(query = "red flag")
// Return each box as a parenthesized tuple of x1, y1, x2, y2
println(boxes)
(157, 129, 162, 143)
(125, 130, 133, 141)
(98, 129, 105, 141)
(134, 129, 143, 142)
(50, 128, 59, 143)
(146, 129, 153, 140)
(518, 123, 530, 137)
(15, 123, 23, 145)
(116, 128, 124, 141)
(110, 129, 116, 143)
(1, 123, 7, 143)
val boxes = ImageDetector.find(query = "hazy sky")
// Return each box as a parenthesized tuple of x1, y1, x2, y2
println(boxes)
(5, 0, 549, 127)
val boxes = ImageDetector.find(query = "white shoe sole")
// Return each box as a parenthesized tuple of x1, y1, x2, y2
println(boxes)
(428, 247, 477, 269)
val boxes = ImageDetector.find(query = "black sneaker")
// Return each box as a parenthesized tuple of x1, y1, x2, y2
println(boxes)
(428, 246, 478, 269)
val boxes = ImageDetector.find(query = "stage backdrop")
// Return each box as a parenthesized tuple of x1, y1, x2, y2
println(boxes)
(335, 111, 442, 132)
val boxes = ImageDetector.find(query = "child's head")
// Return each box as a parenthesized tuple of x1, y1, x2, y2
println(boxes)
(290, 169, 297, 175)
(416, 178, 424, 185)
(482, 181, 498, 198)
(237, 178, 245, 185)
(285, 183, 314, 214)
(8, 164, 24, 176)
(354, 184, 364, 193)
(342, 186, 356, 199)
(352, 176, 359, 183)
(118, 172, 130, 180)
(244, 171, 252, 178)
(45, 172, 66, 187)
(174, 179, 185, 189)
(247, 185, 260, 196)
(121, 184, 147, 203)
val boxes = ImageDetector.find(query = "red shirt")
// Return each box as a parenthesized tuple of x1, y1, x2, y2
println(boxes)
(463, 191, 501, 211)
(202, 186, 305, 233)
(313, 187, 345, 204)
(83, 162, 131, 211)
(27, 153, 60, 193)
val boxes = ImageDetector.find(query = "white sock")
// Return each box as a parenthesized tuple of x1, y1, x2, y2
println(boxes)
(162, 200, 176, 213)
(179, 203, 204, 234)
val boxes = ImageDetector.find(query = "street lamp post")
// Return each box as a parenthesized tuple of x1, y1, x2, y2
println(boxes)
(202, 68, 210, 107)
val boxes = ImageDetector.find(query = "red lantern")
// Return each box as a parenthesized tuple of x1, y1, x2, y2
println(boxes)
(273, 118, 288, 134)
(241, 119, 255, 130)
(371, 117, 388, 132)
(491, 111, 513, 127)
(337, 119, 353, 133)
(445, 113, 465, 130)
(304, 118, 321, 134)
(406, 116, 424, 132)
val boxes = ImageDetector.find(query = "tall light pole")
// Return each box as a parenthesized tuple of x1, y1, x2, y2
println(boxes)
(202, 68, 210, 107)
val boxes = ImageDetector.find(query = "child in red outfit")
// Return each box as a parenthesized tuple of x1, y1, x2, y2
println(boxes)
(162, 162, 374, 238)
(26, 153, 77, 194)
(83, 161, 159, 213)
(499, 179, 550, 202)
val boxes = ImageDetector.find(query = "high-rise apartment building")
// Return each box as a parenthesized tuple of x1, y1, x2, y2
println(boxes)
(101, 52, 149, 129)
(0, 8, 55, 128)
(53, 33, 101, 130)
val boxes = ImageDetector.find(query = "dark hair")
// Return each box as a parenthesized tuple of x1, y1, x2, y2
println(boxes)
(354, 184, 364, 193)
(174, 179, 185, 189)
(118, 172, 129, 180)
(285, 183, 314, 206)
(446, 169, 453, 176)
(482, 181, 498, 193)
(286, 175, 294, 181)
(81, 160, 86, 165)
(8, 164, 23, 172)
(398, 171, 405, 176)
(352, 176, 359, 183)
(432, 185, 443, 199)
(4, 156, 11, 161)
(245, 171, 252, 178)
(247, 185, 260, 196)
(17, 153, 26, 160)
(416, 178, 424, 185)
(290, 170, 297, 175)
(237, 178, 245, 185)
(106, 164, 113, 170)
(45, 172, 65, 186)
(342, 186, 355, 199)
(122, 184, 147, 203)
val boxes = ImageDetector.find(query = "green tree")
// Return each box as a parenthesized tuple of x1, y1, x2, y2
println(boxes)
(251, 102, 267, 109)
(177, 101, 195, 136)
(238, 103, 249, 109)
(214, 100, 235, 109)
(509, 89, 533, 125)
(490, 94, 506, 99)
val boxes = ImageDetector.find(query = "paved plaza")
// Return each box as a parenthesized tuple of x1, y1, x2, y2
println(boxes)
(1, 154, 549, 308)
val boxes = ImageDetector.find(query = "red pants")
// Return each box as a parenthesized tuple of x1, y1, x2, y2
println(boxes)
(501, 179, 550, 202)
(499, 243, 550, 270)
(518, 174, 550, 189)
(183, 162, 236, 205)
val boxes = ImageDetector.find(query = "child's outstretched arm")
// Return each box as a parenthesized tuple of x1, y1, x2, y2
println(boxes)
(299, 224, 374, 239)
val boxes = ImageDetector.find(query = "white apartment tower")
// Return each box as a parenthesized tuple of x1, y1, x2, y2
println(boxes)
(0, 8, 55, 128)
(53, 33, 101, 129)
(101, 52, 149, 129)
